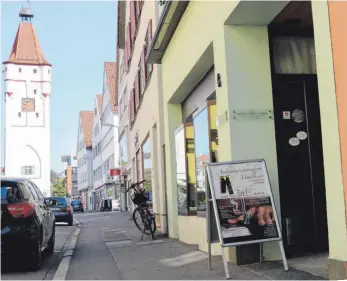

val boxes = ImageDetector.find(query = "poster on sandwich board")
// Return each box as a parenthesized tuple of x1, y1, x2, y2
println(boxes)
(205, 159, 288, 279)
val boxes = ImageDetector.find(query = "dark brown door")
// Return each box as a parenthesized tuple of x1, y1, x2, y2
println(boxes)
(272, 74, 328, 256)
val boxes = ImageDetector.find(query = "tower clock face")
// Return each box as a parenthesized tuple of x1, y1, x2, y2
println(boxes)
(21, 98, 35, 112)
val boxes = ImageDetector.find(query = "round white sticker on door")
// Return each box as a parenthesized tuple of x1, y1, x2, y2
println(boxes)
(289, 137, 300, 146)
(296, 131, 308, 140)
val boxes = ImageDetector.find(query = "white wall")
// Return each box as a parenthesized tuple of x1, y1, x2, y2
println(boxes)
(92, 97, 103, 190)
(4, 63, 51, 196)
(76, 116, 89, 192)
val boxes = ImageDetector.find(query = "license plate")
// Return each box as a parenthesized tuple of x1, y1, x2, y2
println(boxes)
(50, 208, 60, 211)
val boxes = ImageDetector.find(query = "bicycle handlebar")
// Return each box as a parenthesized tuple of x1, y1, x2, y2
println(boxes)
(127, 179, 146, 192)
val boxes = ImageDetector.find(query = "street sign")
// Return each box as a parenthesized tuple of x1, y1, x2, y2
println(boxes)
(110, 168, 121, 176)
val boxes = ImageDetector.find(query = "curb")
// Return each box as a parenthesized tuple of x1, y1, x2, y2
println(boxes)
(52, 220, 81, 280)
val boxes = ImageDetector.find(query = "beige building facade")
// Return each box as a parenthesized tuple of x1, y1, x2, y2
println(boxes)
(117, 0, 167, 233)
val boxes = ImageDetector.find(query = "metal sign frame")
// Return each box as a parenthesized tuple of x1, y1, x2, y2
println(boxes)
(205, 159, 288, 279)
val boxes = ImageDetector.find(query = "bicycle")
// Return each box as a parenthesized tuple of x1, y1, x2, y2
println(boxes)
(127, 180, 157, 240)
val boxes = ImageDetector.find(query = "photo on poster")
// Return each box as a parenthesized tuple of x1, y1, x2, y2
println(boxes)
(207, 160, 281, 246)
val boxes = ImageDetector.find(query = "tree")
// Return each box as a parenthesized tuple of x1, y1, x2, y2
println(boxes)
(51, 178, 67, 197)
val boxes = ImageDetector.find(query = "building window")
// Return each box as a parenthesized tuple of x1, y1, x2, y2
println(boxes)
(34, 89, 37, 95)
(36, 113, 39, 118)
(19, 68, 22, 73)
(136, 150, 142, 182)
(48, 69, 50, 74)
(142, 137, 152, 198)
(21, 166, 35, 175)
(18, 112, 21, 117)
(120, 134, 128, 167)
(33, 69, 37, 74)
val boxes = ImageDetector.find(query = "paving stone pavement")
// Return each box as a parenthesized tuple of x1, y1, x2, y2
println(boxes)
(70, 211, 327, 280)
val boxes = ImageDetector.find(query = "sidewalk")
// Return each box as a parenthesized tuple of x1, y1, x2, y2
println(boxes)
(96, 212, 326, 280)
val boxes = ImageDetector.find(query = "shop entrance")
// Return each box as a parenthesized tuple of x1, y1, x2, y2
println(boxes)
(269, 1, 328, 257)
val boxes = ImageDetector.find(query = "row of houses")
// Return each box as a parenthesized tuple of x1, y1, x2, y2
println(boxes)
(70, 1, 346, 278)
(75, 62, 120, 210)
(114, 0, 346, 280)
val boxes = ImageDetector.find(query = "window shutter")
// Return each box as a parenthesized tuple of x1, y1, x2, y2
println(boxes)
(127, 23, 132, 62)
(130, 0, 136, 43)
(130, 90, 135, 123)
(135, 73, 140, 109)
(136, 0, 141, 17)
(125, 23, 130, 72)
(124, 40, 128, 73)
(148, 19, 153, 46)
(141, 48, 146, 94)
(147, 20, 153, 74)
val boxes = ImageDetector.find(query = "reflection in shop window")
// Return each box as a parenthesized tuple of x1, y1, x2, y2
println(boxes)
(208, 100, 219, 163)
(185, 123, 197, 212)
(142, 138, 152, 192)
(120, 134, 128, 167)
(175, 127, 188, 214)
(193, 107, 209, 212)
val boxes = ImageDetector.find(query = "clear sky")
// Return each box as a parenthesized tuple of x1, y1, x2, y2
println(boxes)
(1, 1, 117, 173)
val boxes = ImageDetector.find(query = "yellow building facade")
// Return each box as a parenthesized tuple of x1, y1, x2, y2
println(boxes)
(148, 1, 347, 279)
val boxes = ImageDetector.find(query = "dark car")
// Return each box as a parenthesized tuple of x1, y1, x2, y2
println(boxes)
(45, 197, 73, 226)
(71, 200, 84, 212)
(1, 177, 56, 270)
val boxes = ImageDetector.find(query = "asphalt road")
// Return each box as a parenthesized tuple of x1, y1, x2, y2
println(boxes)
(1, 222, 76, 280)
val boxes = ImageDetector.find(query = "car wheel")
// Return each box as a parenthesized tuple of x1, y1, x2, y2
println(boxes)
(47, 225, 55, 254)
(68, 217, 73, 226)
(27, 235, 42, 270)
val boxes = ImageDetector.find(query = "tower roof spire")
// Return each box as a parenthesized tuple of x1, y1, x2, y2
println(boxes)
(3, 2, 51, 67)
(19, 0, 34, 22)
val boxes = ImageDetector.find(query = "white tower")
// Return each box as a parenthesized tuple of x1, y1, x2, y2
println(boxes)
(3, 7, 51, 196)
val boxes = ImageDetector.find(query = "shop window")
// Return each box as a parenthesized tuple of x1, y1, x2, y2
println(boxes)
(193, 107, 209, 212)
(207, 99, 219, 163)
(175, 122, 197, 215)
(175, 126, 188, 215)
(136, 150, 142, 182)
(120, 134, 128, 167)
(142, 137, 152, 194)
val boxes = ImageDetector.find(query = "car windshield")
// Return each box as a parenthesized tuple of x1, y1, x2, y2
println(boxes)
(45, 197, 67, 206)
(71, 201, 81, 205)
(1, 181, 23, 203)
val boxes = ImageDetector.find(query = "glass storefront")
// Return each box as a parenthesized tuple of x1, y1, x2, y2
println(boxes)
(193, 107, 209, 212)
(174, 95, 218, 216)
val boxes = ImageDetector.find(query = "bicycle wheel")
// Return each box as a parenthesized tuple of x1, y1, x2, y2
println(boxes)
(143, 207, 157, 235)
(133, 207, 151, 235)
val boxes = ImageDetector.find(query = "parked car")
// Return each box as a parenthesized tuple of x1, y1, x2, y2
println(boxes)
(71, 200, 84, 213)
(1, 177, 56, 270)
(45, 196, 73, 226)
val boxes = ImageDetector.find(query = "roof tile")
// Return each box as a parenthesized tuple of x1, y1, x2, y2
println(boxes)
(80, 111, 94, 147)
(96, 94, 103, 119)
(104, 62, 118, 112)
(4, 22, 51, 66)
